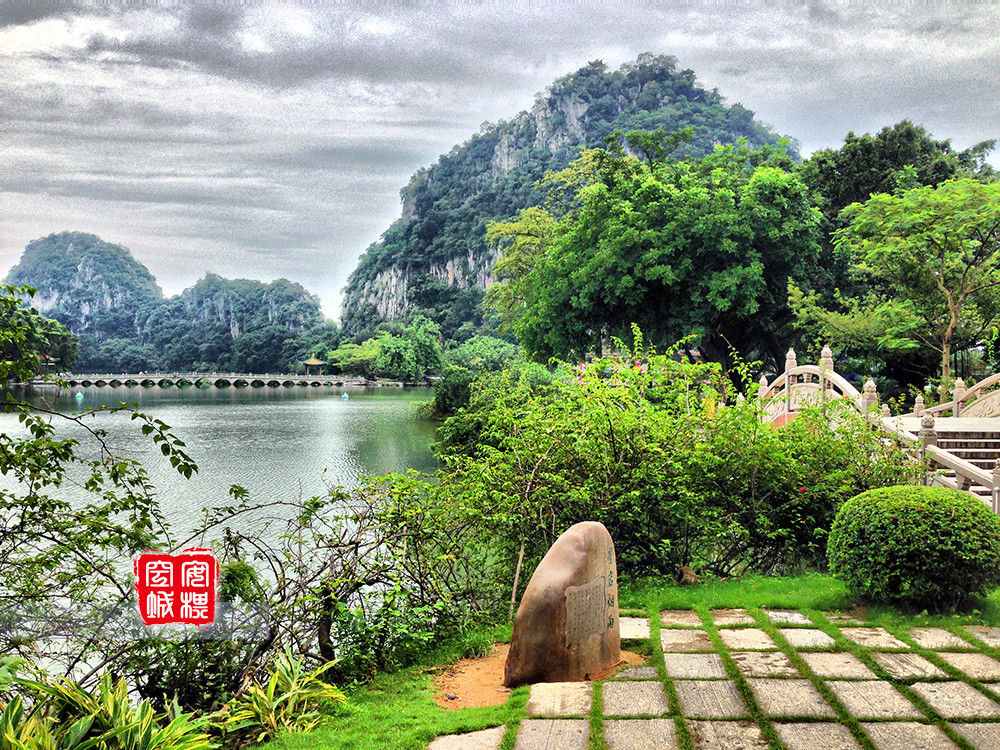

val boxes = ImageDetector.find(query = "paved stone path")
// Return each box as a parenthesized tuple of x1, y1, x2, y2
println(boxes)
(428, 610, 1000, 749)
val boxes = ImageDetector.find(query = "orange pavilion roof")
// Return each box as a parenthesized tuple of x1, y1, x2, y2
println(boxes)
(302, 356, 326, 365)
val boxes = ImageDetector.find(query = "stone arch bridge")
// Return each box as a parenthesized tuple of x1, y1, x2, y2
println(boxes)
(37, 373, 384, 389)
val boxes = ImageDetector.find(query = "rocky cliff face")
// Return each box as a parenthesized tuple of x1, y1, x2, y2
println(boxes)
(5, 231, 163, 341)
(340, 54, 793, 338)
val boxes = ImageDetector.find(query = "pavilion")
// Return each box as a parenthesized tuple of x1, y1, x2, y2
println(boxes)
(301, 356, 326, 376)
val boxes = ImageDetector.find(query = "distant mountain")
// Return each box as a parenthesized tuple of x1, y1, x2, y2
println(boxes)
(341, 53, 796, 339)
(5, 231, 163, 341)
(5, 232, 332, 372)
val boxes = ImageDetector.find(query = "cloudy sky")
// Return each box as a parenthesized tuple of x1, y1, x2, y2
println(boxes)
(1, 2, 998, 319)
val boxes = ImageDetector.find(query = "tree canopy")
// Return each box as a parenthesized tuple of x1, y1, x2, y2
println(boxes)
(833, 178, 1000, 381)
(494, 135, 821, 373)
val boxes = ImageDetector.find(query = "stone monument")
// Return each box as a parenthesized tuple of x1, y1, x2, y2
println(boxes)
(504, 521, 619, 688)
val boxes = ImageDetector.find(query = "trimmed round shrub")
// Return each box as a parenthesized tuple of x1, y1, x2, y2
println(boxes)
(828, 485, 1000, 610)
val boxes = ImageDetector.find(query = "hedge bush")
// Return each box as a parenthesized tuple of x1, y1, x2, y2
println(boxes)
(828, 485, 1000, 610)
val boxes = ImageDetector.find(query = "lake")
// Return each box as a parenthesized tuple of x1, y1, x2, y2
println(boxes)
(2, 384, 438, 541)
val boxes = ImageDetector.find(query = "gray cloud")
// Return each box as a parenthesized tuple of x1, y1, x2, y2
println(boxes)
(0, 2, 997, 318)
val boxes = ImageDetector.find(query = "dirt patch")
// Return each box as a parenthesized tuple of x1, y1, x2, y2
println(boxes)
(431, 644, 648, 710)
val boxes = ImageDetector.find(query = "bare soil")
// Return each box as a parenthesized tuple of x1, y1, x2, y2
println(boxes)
(430, 644, 648, 710)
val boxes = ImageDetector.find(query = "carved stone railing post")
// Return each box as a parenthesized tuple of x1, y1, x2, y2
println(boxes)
(759, 374, 769, 396)
(860, 378, 879, 413)
(881, 404, 891, 417)
(993, 463, 1000, 516)
(783, 348, 797, 415)
(913, 393, 926, 416)
(918, 412, 937, 485)
(953, 378, 966, 418)
(819, 344, 834, 397)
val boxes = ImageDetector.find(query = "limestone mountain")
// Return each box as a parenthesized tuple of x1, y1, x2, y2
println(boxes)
(341, 53, 796, 339)
(6, 233, 332, 372)
(5, 231, 163, 342)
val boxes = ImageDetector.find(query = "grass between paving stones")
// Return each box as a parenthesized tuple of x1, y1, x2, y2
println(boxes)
(645, 603, 695, 750)
(884, 623, 1000, 713)
(697, 607, 784, 750)
(265, 576, 1000, 750)
(751, 609, 882, 750)
(804, 612, 978, 750)
(589, 682, 604, 750)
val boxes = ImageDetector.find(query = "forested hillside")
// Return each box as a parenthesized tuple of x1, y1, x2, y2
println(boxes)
(341, 54, 794, 339)
(5, 233, 337, 372)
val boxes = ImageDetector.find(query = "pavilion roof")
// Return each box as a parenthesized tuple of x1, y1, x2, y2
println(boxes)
(302, 356, 326, 365)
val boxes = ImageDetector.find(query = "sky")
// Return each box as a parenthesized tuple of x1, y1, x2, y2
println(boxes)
(1, 2, 998, 320)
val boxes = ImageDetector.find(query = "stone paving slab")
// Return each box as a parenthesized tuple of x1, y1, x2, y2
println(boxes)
(779, 627, 835, 648)
(613, 666, 659, 680)
(965, 626, 1000, 647)
(674, 680, 747, 718)
(718, 627, 776, 650)
(604, 719, 678, 749)
(951, 722, 1000, 749)
(872, 651, 948, 679)
(513, 719, 589, 750)
(428, 726, 506, 750)
(764, 610, 812, 625)
(774, 722, 863, 749)
(827, 613, 865, 625)
(937, 651, 1000, 681)
(660, 629, 714, 652)
(602, 680, 669, 716)
(663, 654, 726, 680)
(908, 627, 971, 650)
(910, 681, 1000, 718)
(840, 627, 910, 649)
(660, 610, 704, 627)
(826, 680, 923, 719)
(687, 720, 768, 749)
(525, 682, 593, 716)
(709, 608, 755, 626)
(746, 678, 835, 717)
(619, 617, 651, 640)
(663, 653, 727, 679)
(730, 651, 801, 677)
(800, 651, 879, 679)
(860, 721, 957, 750)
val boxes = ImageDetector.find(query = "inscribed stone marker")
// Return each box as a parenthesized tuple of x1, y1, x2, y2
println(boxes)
(504, 521, 619, 688)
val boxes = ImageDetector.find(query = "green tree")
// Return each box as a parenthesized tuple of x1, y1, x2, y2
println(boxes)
(401, 315, 443, 378)
(834, 178, 1000, 381)
(798, 121, 996, 299)
(0, 285, 196, 666)
(374, 333, 419, 381)
(511, 137, 821, 373)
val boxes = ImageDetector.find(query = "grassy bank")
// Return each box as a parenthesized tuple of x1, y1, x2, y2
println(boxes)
(257, 574, 1000, 750)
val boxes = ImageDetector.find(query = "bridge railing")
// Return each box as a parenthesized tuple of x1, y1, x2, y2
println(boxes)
(758, 346, 1000, 514)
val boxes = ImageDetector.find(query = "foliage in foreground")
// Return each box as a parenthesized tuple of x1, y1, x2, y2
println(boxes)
(828, 485, 1000, 611)
(434, 338, 918, 582)
(5, 672, 214, 750)
(220, 651, 345, 744)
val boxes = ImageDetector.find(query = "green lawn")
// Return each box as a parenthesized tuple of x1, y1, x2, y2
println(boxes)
(258, 574, 1000, 750)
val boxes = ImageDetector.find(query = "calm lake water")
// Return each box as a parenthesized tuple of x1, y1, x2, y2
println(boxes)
(3, 384, 438, 541)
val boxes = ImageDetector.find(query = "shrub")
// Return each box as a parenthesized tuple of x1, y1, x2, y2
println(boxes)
(828, 485, 1000, 610)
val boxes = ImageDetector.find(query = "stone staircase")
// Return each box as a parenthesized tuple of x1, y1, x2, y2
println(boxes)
(933, 429, 1000, 502)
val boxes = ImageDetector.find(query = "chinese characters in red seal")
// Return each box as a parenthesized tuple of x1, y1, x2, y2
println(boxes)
(134, 548, 218, 627)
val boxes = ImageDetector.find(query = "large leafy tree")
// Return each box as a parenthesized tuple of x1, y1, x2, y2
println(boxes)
(507, 135, 821, 373)
(797, 121, 996, 299)
(833, 178, 1000, 382)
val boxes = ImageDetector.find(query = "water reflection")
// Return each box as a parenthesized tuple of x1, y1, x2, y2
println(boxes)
(3, 384, 438, 538)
